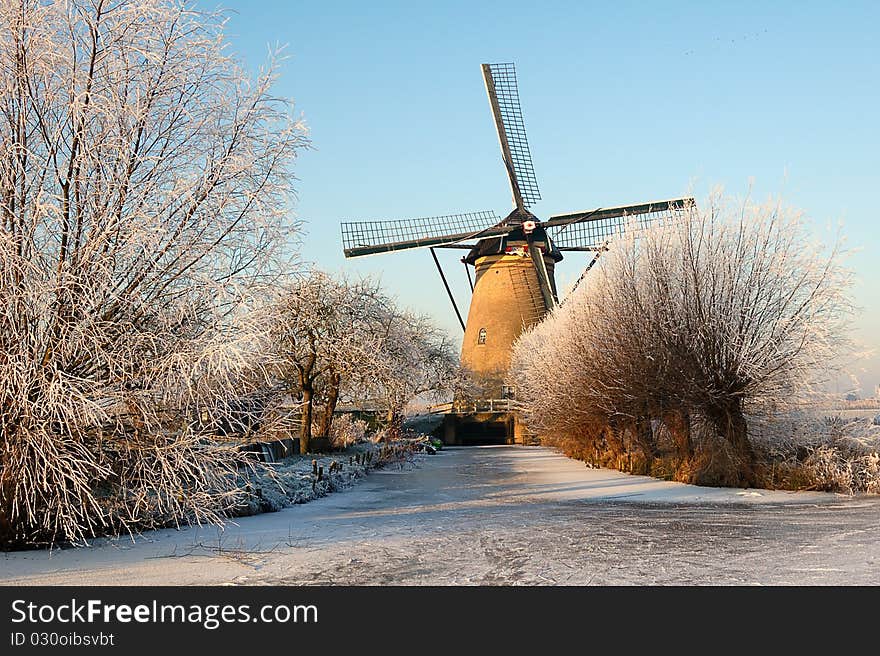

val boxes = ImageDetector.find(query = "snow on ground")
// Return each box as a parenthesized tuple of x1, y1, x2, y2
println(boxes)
(3, 446, 879, 585)
(475, 446, 835, 504)
(240, 444, 387, 513)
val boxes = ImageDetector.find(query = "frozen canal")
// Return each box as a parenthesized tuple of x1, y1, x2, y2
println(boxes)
(3, 446, 879, 585)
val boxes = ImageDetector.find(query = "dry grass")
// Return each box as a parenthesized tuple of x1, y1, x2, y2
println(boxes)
(543, 413, 880, 494)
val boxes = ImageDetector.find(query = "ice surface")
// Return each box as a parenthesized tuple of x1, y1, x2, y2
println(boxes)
(3, 446, 878, 585)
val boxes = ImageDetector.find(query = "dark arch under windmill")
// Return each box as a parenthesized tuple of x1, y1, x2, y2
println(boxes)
(341, 63, 693, 444)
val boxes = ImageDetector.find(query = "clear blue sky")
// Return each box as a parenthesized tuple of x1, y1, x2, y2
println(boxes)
(206, 0, 879, 396)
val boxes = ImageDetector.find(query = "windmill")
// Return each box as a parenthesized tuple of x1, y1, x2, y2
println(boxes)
(341, 63, 693, 400)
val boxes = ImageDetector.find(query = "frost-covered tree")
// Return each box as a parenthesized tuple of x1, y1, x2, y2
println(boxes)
(368, 310, 460, 437)
(268, 272, 387, 453)
(268, 271, 460, 450)
(511, 193, 852, 485)
(0, 0, 308, 545)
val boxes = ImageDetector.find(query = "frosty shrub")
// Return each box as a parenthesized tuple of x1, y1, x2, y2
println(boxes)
(800, 418, 880, 493)
(329, 414, 367, 449)
(742, 413, 880, 493)
(511, 193, 852, 487)
(0, 0, 308, 546)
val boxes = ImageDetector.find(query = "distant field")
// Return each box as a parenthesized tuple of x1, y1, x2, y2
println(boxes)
(814, 408, 880, 420)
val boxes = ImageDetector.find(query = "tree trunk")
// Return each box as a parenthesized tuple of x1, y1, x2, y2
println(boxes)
(665, 409, 693, 459)
(300, 385, 313, 454)
(727, 409, 754, 477)
(317, 371, 341, 439)
(385, 406, 402, 441)
(0, 471, 12, 545)
(634, 415, 655, 473)
(710, 401, 754, 486)
(603, 421, 625, 457)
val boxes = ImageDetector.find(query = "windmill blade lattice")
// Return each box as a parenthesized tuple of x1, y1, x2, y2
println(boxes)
(547, 198, 694, 250)
(483, 63, 541, 210)
(341, 210, 503, 257)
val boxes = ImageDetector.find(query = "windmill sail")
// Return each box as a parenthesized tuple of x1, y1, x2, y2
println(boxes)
(482, 63, 541, 213)
(341, 211, 502, 257)
(546, 198, 694, 250)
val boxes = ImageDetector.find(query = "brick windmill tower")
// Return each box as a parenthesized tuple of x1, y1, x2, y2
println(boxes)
(341, 63, 691, 437)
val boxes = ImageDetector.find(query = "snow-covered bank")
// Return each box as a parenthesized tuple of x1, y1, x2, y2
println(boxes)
(237, 443, 403, 514)
(503, 446, 841, 504)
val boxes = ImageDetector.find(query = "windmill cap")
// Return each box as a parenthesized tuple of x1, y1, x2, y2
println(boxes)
(464, 228, 563, 265)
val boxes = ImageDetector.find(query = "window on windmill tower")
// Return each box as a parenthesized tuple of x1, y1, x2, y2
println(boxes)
(478, 327, 487, 344)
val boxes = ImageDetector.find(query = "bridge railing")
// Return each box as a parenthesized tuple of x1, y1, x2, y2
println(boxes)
(427, 399, 522, 415)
